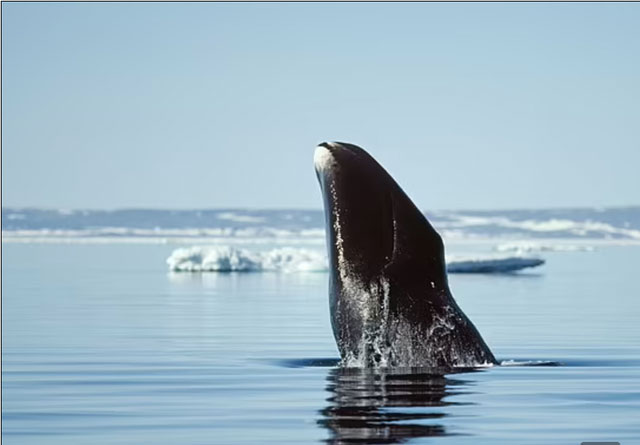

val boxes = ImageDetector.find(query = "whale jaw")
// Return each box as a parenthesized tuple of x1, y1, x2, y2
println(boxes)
(314, 142, 497, 368)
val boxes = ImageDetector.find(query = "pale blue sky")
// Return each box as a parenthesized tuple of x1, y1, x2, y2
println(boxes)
(2, 2, 639, 210)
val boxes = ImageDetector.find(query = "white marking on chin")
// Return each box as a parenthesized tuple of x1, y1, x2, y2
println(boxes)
(314, 144, 337, 172)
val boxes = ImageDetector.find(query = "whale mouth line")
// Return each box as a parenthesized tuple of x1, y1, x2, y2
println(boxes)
(385, 191, 397, 268)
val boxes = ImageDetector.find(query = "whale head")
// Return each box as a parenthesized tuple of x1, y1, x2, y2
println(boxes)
(314, 141, 447, 289)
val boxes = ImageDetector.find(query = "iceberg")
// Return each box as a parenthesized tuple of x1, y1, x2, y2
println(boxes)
(446, 255, 545, 273)
(167, 246, 327, 273)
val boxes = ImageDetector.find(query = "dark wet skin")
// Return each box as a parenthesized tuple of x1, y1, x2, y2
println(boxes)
(314, 142, 496, 368)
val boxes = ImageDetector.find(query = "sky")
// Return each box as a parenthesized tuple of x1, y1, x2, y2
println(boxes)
(2, 2, 639, 211)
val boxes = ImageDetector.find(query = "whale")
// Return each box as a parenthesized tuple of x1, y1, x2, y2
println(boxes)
(314, 142, 497, 368)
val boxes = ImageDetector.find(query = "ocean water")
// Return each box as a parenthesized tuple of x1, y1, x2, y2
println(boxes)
(2, 208, 640, 444)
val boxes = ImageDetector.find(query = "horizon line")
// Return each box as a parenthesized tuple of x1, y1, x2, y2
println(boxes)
(2, 204, 640, 213)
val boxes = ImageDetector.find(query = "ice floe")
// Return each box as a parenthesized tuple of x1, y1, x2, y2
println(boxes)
(167, 246, 545, 274)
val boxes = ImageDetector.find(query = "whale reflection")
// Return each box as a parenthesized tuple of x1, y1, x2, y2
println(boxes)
(319, 367, 478, 444)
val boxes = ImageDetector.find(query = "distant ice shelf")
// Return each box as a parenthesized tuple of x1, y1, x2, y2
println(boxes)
(4, 207, 640, 242)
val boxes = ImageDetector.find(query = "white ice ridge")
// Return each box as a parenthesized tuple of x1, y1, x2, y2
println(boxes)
(217, 212, 266, 223)
(495, 241, 594, 253)
(168, 246, 546, 274)
(2, 227, 326, 244)
(439, 215, 640, 239)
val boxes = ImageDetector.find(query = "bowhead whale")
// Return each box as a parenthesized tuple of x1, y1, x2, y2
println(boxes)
(314, 142, 496, 368)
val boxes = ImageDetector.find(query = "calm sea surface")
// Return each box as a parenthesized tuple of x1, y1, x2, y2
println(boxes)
(2, 243, 639, 444)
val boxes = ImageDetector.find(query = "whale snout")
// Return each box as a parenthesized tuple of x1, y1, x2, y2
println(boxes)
(314, 141, 366, 175)
(314, 143, 337, 173)
(317, 141, 335, 149)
